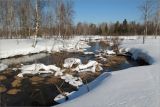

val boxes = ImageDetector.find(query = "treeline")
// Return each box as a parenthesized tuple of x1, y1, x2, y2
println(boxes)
(0, 0, 160, 39)
(75, 19, 160, 36)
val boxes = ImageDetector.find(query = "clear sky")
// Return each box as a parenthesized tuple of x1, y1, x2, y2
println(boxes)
(74, 0, 143, 24)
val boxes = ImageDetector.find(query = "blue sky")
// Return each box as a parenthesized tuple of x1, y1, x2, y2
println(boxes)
(74, 0, 143, 24)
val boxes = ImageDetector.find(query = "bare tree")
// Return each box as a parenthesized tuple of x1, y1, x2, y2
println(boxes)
(0, 0, 75, 39)
(2, 0, 15, 38)
(154, 0, 160, 38)
(32, 0, 41, 47)
(0, 1, 4, 38)
(55, 0, 74, 38)
(55, 0, 64, 37)
(111, 37, 122, 55)
(65, 0, 74, 38)
(18, 0, 32, 38)
(139, 0, 153, 44)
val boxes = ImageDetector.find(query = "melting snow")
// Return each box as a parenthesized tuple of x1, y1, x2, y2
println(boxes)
(17, 64, 61, 77)
(105, 50, 116, 55)
(74, 60, 103, 73)
(54, 92, 75, 103)
(61, 74, 83, 88)
(83, 52, 94, 55)
(63, 58, 81, 68)
(0, 63, 8, 71)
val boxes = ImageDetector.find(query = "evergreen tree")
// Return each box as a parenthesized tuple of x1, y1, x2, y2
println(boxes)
(122, 19, 129, 35)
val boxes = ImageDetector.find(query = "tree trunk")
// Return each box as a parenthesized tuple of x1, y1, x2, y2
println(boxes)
(33, 0, 39, 48)
(143, 22, 147, 44)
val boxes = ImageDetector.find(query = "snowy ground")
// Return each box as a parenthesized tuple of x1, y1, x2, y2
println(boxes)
(0, 36, 160, 107)
(0, 36, 89, 59)
(0, 35, 138, 59)
(55, 37, 160, 107)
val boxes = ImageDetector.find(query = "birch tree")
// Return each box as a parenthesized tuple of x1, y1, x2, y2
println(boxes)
(33, 0, 41, 47)
(55, 0, 74, 38)
(140, 0, 153, 44)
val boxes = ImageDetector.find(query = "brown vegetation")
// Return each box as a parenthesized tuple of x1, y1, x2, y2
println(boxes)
(103, 56, 126, 67)
(46, 76, 62, 84)
(11, 79, 22, 88)
(7, 89, 21, 95)
(30, 76, 45, 85)
(0, 86, 7, 93)
(0, 75, 7, 81)
(79, 71, 101, 83)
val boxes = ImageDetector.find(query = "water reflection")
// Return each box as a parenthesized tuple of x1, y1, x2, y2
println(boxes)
(0, 53, 48, 65)
(87, 41, 112, 53)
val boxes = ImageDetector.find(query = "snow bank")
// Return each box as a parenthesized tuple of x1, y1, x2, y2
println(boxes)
(73, 60, 103, 73)
(61, 74, 83, 88)
(62, 58, 103, 73)
(17, 64, 61, 77)
(121, 38, 160, 64)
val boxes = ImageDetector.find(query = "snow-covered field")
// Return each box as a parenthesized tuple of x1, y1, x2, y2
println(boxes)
(0, 36, 160, 107)
(0, 36, 90, 59)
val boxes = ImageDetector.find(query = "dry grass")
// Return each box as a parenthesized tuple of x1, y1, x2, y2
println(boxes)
(96, 65, 102, 71)
(0, 75, 7, 81)
(0, 86, 7, 93)
(79, 71, 101, 83)
(14, 76, 23, 80)
(51, 52, 71, 67)
(10, 63, 21, 68)
(99, 40, 110, 46)
(103, 56, 126, 67)
(7, 88, 21, 95)
(63, 68, 77, 75)
(11, 79, 21, 88)
(110, 56, 125, 64)
(2, 69, 12, 75)
(30, 76, 45, 82)
(46, 76, 62, 84)
(51, 52, 83, 68)
(29, 76, 45, 85)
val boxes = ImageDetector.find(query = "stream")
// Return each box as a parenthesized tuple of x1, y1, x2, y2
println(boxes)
(0, 41, 149, 106)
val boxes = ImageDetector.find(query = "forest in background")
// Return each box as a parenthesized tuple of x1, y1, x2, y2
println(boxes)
(0, 0, 160, 39)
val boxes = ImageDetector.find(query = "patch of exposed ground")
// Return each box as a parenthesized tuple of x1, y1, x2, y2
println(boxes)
(96, 55, 126, 68)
